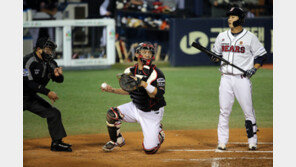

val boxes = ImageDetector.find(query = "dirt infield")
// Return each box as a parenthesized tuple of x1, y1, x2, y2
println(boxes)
(24, 128, 273, 167)
(261, 64, 273, 70)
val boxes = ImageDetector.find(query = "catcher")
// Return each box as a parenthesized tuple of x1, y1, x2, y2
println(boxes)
(100, 42, 166, 154)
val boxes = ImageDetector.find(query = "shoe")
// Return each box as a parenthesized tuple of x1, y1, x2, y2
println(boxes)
(217, 143, 226, 150)
(60, 140, 72, 147)
(249, 144, 257, 150)
(51, 141, 72, 152)
(103, 141, 116, 152)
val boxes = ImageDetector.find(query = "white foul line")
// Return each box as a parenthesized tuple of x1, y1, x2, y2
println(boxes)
(163, 157, 273, 162)
(166, 149, 215, 152)
(167, 149, 273, 153)
(215, 149, 273, 153)
(228, 142, 273, 145)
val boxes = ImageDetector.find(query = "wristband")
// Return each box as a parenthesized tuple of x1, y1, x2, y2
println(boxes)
(145, 84, 155, 94)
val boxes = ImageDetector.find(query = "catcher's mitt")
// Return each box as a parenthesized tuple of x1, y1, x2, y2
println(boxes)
(117, 73, 141, 92)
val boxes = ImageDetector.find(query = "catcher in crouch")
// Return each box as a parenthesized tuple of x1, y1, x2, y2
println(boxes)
(100, 42, 166, 154)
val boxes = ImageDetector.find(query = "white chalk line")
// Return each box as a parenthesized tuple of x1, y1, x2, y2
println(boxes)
(167, 149, 215, 152)
(228, 142, 273, 145)
(167, 149, 273, 153)
(215, 149, 273, 153)
(163, 157, 273, 162)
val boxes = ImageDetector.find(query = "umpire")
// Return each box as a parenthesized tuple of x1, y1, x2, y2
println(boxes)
(23, 37, 72, 152)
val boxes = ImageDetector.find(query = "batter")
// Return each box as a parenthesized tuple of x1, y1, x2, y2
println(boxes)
(211, 7, 267, 150)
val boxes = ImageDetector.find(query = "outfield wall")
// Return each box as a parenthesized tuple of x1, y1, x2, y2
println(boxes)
(169, 17, 273, 66)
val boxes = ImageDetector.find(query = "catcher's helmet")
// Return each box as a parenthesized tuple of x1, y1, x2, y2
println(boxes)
(134, 42, 155, 66)
(35, 37, 57, 62)
(226, 7, 245, 27)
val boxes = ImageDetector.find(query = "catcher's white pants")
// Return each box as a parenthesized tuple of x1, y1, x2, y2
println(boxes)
(117, 102, 164, 149)
(218, 74, 257, 145)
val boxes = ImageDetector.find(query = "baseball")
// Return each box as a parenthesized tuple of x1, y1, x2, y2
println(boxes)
(101, 82, 107, 89)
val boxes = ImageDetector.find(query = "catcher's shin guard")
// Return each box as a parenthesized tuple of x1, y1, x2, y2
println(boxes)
(158, 124, 165, 145)
(106, 107, 124, 143)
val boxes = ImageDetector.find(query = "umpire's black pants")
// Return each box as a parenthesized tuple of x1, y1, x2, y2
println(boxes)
(23, 94, 67, 141)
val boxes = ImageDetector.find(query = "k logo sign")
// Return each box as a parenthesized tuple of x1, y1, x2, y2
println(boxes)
(180, 31, 209, 55)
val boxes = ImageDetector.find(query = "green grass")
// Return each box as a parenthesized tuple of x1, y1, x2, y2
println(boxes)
(23, 65, 273, 139)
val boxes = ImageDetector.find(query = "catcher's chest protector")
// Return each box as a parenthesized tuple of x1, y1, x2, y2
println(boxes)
(129, 65, 156, 110)
(133, 65, 153, 81)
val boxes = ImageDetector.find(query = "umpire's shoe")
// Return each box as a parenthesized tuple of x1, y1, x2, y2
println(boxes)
(51, 140, 72, 152)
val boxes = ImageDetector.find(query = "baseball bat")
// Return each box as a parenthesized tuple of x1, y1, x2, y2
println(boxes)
(121, 41, 129, 62)
(115, 41, 124, 63)
(191, 42, 247, 75)
(155, 44, 162, 61)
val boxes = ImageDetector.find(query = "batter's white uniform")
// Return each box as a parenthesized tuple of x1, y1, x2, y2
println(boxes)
(212, 29, 267, 146)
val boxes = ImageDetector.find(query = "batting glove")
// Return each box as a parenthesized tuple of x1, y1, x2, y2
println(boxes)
(210, 55, 220, 63)
(245, 67, 257, 78)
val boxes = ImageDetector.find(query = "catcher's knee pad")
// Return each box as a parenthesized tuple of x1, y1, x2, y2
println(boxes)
(106, 107, 123, 126)
(245, 120, 257, 138)
(143, 144, 160, 154)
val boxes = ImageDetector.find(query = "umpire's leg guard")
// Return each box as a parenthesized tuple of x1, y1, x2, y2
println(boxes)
(106, 107, 124, 145)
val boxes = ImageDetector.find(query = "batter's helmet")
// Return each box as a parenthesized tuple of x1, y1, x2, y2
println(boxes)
(226, 7, 246, 27)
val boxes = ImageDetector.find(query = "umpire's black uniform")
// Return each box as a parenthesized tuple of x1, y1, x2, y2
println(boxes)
(23, 52, 67, 141)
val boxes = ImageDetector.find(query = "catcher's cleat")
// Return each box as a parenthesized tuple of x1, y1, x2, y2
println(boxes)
(103, 138, 126, 152)
(103, 141, 116, 152)
(217, 143, 226, 150)
(249, 144, 257, 150)
(51, 140, 72, 152)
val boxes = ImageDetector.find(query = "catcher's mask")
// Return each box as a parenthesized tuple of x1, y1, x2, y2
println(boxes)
(134, 42, 155, 66)
(35, 37, 57, 62)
